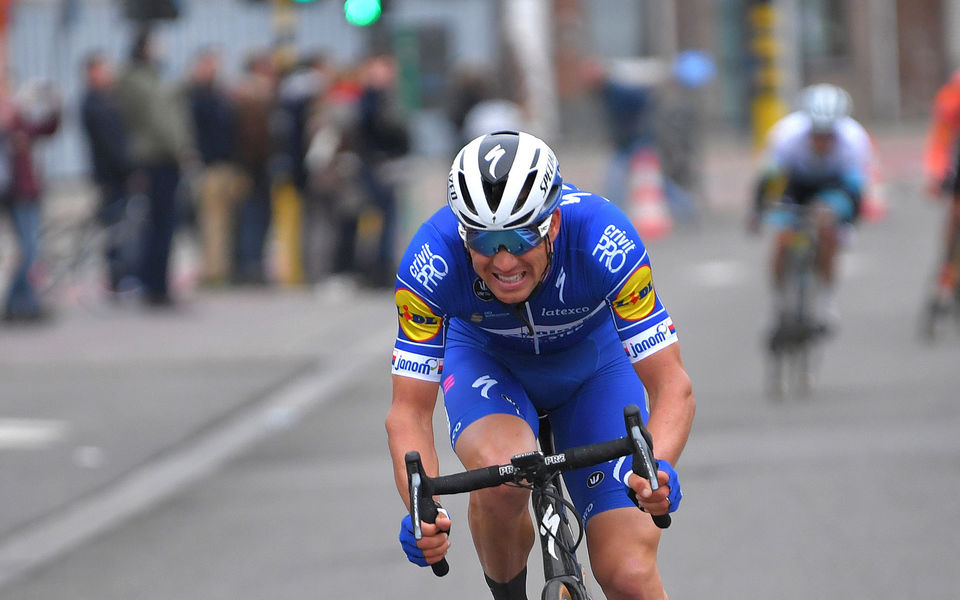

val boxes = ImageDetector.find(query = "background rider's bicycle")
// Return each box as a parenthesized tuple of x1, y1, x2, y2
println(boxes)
(765, 202, 827, 400)
(919, 196, 960, 340)
(405, 404, 670, 600)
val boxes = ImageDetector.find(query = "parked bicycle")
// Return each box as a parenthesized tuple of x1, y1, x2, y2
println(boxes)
(405, 404, 669, 600)
(34, 192, 146, 308)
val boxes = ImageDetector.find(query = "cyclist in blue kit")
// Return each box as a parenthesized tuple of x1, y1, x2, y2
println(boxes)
(385, 131, 695, 600)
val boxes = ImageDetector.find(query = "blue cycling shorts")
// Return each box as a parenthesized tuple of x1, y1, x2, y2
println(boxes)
(441, 318, 650, 524)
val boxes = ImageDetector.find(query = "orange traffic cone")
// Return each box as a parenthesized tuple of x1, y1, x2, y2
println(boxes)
(628, 148, 672, 240)
(861, 161, 888, 223)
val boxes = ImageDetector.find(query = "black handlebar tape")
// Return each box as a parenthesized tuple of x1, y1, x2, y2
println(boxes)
(404, 451, 450, 577)
(652, 513, 672, 528)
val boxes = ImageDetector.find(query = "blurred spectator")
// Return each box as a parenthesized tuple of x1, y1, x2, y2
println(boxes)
(583, 57, 664, 211)
(303, 65, 364, 285)
(80, 50, 137, 294)
(275, 52, 331, 199)
(184, 46, 241, 287)
(275, 52, 333, 285)
(447, 66, 527, 147)
(655, 50, 716, 222)
(1, 76, 61, 323)
(115, 26, 196, 307)
(231, 49, 276, 286)
(356, 53, 410, 288)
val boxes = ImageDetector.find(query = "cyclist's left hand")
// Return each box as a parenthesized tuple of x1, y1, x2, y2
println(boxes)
(627, 459, 682, 515)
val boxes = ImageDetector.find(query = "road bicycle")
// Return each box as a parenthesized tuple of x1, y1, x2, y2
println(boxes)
(765, 202, 827, 400)
(919, 196, 960, 341)
(405, 404, 670, 600)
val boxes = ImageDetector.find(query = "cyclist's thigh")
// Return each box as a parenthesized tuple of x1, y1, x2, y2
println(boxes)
(441, 341, 540, 454)
(585, 507, 663, 590)
(547, 346, 650, 524)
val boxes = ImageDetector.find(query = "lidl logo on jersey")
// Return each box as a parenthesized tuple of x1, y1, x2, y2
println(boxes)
(409, 242, 448, 292)
(612, 266, 656, 321)
(392, 349, 443, 379)
(593, 224, 637, 273)
(395, 289, 442, 341)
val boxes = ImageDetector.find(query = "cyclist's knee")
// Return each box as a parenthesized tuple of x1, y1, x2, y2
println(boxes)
(592, 551, 663, 600)
(469, 484, 530, 520)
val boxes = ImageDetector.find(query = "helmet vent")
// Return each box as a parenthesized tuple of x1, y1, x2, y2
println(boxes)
(458, 172, 477, 216)
(513, 171, 537, 216)
(529, 148, 541, 169)
(482, 179, 507, 212)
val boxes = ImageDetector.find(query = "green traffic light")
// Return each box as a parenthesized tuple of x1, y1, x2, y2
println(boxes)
(344, 0, 381, 26)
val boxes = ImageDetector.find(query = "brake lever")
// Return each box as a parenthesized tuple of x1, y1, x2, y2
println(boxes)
(623, 406, 671, 529)
(404, 451, 450, 576)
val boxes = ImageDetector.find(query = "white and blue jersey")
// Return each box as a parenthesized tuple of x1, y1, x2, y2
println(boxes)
(763, 111, 873, 221)
(391, 184, 679, 523)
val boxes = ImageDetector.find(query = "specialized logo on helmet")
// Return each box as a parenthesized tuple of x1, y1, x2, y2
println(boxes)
(395, 289, 442, 341)
(612, 265, 656, 321)
(485, 144, 506, 178)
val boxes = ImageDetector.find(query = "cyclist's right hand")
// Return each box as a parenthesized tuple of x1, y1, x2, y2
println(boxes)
(398, 510, 451, 567)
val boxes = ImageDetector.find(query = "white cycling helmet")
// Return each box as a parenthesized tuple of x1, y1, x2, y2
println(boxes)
(447, 130, 562, 231)
(800, 83, 852, 133)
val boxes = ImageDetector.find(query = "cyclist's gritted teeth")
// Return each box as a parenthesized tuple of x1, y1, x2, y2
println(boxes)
(494, 271, 526, 284)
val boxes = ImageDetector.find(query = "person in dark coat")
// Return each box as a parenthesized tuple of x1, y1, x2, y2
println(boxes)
(115, 27, 196, 306)
(80, 50, 137, 293)
(185, 46, 241, 286)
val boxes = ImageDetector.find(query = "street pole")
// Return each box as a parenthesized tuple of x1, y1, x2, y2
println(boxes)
(270, 0, 305, 286)
(748, 0, 786, 150)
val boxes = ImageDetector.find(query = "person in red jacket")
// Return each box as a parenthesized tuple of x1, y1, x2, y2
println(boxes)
(1, 77, 61, 323)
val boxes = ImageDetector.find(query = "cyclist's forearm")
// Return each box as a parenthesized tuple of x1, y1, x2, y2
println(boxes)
(388, 421, 440, 508)
(644, 375, 695, 466)
(386, 376, 443, 508)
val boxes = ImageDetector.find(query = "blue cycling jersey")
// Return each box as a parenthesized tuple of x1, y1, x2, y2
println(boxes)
(391, 184, 678, 382)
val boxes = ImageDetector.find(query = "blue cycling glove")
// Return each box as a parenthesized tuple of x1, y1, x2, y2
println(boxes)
(656, 459, 683, 513)
(398, 509, 450, 567)
(624, 457, 683, 513)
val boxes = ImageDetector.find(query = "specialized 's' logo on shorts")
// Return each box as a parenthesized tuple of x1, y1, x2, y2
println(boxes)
(587, 471, 604, 488)
(612, 265, 656, 321)
(395, 288, 442, 341)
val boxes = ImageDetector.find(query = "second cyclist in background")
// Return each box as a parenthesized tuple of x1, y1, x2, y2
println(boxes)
(922, 68, 960, 319)
(748, 83, 874, 337)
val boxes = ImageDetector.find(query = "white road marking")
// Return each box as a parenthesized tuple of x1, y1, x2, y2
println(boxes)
(0, 419, 69, 450)
(0, 328, 391, 590)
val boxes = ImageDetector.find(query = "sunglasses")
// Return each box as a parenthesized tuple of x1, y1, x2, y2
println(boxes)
(459, 214, 554, 257)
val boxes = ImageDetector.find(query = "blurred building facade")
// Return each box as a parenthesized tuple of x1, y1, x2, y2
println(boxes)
(4, 0, 959, 179)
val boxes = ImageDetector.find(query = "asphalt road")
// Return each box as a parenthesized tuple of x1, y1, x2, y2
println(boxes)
(2, 131, 959, 599)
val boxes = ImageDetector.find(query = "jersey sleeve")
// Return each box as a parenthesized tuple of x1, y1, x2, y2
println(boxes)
(586, 201, 679, 362)
(391, 212, 457, 383)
